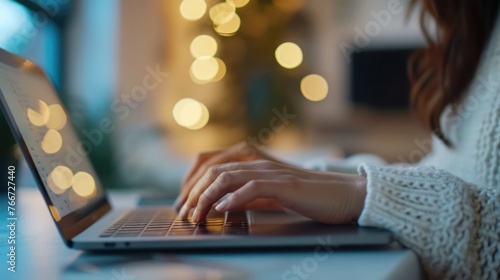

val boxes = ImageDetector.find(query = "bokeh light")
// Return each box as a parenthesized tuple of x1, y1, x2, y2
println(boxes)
(226, 0, 250, 8)
(212, 58, 227, 82)
(72, 172, 97, 198)
(190, 56, 219, 81)
(27, 100, 50, 127)
(47, 175, 65, 195)
(68, 189, 88, 208)
(190, 57, 227, 84)
(187, 101, 210, 130)
(47, 166, 73, 194)
(275, 42, 303, 69)
(45, 104, 67, 130)
(173, 98, 210, 130)
(300, 74, 329, 101)
(209, 2, 236, 25)
(41, 129, 62, 154)
(214, 13, 241, 36)
(190, 35, 218, 58)
(180, 0, 207, 21)
(173, 98, 203, 128)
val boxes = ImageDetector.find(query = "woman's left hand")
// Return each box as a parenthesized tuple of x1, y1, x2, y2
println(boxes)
(177, 159, 368, 224)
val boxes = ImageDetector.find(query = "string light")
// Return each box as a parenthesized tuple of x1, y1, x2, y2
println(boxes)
(47, 166, 73, 194)
(275, 42, 303, 69)
(226, 0, 250, 8)
(190, 56, 220, 81)
(180, 0, 207, 21)
(173, 98, 210, 130)
(209, 2, 236, 25)
(45, 104, 67, 130)
(72, 172, 97, 198)
(41, 129, 62, 154)
(27, 100, 50, 127)
(212, 58, 227, 82)
(187, 101, 210, 130)
(214, 13, 241, 36)
(300, 74, 329, 101)
(190, 35, 218, 58)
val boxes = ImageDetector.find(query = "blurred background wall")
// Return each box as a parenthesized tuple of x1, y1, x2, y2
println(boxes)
(0, 0, 430, 195)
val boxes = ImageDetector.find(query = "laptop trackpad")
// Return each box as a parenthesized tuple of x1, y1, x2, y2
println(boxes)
(248, 210, 357, 236)
(250, 210, 312, 224)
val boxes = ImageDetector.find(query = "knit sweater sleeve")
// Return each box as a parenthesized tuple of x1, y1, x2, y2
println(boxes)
(357, 163, 500, 279)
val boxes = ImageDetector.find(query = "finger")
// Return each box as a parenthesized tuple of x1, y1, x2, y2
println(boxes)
(176, 142, 265, 209)
(181, 150, 221, 187)
(182, 160, 286, 218)
(183, 160, 284, 218)
(192, 170, 280, 222)
(215, 180, 298, 212)
(175, 150, 222, 208)
(184, 142, 257, 186)
(175, 148, 243, 210)
(176, 159, 233, 211)
(180, 159, 308, 214)
(225, 198, 283, 211)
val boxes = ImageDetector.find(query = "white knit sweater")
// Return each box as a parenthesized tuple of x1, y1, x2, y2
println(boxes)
(313, 11, 500, 280)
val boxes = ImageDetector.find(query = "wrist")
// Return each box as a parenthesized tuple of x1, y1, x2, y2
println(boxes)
(352, 174, 367, 220)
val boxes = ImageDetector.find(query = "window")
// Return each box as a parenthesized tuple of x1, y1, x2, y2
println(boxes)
(0, 0, 67, 88)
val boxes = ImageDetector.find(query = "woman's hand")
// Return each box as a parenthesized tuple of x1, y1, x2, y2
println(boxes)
(175, 143, 368, 224)
(174, 142, 283, 209)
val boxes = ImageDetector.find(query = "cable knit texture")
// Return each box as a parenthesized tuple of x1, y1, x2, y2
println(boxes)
(353, 8, 500, 280)
(358, 165, 500, 279)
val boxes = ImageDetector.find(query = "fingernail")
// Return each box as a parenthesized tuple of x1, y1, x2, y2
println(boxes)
(178, 206, 188, 219)
(215, 200, 228, 212)
(192, 208, 199, 222)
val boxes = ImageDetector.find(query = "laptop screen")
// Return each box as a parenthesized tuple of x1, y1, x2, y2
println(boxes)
(0, 60, 106, 221)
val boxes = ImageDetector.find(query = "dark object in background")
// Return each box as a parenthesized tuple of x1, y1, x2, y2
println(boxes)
(350, 48, 416, 110)
(0, 111, 17, 192)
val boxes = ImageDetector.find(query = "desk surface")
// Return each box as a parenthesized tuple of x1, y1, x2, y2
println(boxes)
(0, 189, 423, 280)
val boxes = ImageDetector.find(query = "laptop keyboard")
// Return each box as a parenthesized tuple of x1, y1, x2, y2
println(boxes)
(99, 208, 249, 238)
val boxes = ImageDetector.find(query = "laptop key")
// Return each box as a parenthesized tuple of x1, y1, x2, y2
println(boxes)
(141, 230, 168, 236)
(196, 225, 223, 235)
(120, 224, 143, 228)
(114, 233, 140, 237)
(171, 224, 197, 229)
(224, 230, 249, 235)
(116, 228, 143, 232)
(169, 229, 195, 236)
(226, 211, 248, 223)
(145, 226, 170, 230)
(148, 223, 172, 227)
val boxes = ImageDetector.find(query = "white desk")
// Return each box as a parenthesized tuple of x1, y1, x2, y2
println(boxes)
(0, 189, 423, 280)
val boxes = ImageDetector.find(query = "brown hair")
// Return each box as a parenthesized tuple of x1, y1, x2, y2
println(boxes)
(408, 0, 499, 145)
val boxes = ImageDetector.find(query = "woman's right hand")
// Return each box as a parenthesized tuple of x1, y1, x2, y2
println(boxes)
(174, 142, 282, 210)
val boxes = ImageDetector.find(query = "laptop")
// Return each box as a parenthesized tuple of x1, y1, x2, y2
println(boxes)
(0, 48, 392, 250)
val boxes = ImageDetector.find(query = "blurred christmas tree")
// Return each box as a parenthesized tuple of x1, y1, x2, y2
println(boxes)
(165, 0, 328, 152)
